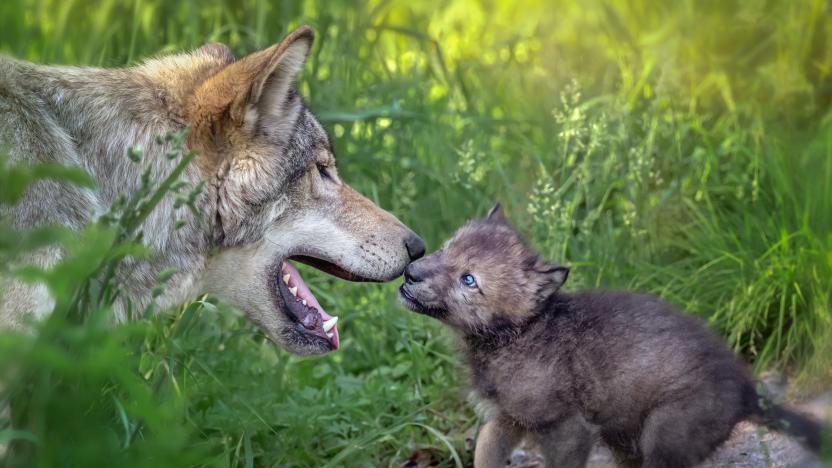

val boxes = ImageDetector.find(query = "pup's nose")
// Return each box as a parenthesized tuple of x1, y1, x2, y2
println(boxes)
(404, 262, 423, 284)
(404, 233, 426, 260)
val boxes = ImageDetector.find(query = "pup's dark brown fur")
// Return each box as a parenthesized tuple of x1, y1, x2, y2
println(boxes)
(399, 205, 824, 468)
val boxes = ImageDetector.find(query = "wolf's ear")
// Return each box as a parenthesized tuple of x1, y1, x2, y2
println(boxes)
(486, 203, 508, 224)
(189, 26, 313, 128)
(246, 26, 313, 122)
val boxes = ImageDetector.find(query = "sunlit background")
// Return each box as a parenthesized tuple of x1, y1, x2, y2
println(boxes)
(1, 0, 831, 466)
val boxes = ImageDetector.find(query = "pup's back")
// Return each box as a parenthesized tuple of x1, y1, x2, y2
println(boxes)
(553, 290, 756, 440)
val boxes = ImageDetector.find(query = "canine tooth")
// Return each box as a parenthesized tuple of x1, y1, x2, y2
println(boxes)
(326, 332, 334, 339)
(302, 300, 307, 306)
(289, 286, 297, 296)
(323, 316, 338, 332)
(283, 274, 290, 284)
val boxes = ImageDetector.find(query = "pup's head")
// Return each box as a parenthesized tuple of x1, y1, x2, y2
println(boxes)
(161, 27, 425, 355)
(398, 204, 568, 335)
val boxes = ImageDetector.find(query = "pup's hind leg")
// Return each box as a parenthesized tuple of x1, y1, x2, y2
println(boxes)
(600, 428, 642, 468)
(639, 397, 739, 468)
(474, 416, 525, 468)
(532, 413, 595, 468)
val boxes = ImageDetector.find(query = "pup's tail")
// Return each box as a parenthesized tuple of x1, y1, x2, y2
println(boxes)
(751, 395, 824, 452)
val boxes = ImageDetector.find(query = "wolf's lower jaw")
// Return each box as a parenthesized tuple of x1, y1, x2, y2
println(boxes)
(277, 261, 340, 350)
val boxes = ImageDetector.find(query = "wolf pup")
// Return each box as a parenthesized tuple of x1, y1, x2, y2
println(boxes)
(398, 205, 824, 468)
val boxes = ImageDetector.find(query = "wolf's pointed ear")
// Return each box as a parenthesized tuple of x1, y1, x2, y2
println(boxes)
(189, 26, 313, 128)
(245, 26, 313, 122)
(486, 203, 508, 224)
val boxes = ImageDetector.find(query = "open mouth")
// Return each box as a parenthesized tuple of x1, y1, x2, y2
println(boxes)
(276, 260, 341, 351)
(272, 252, 399, 353)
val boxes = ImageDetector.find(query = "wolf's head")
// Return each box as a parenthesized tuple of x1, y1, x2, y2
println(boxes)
(175, 27, 424, 355)
(398, 204, 567, 335)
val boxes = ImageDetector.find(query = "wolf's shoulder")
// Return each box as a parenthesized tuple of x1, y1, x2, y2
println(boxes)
(0, 55, 23, 98)
(0, 56, 48, 118)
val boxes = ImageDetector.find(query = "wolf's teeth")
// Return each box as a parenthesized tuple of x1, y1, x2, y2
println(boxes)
(326, 332, 334, 339)
(289, 286, 298, 296)
(323, 316, 338, 332)
(283, 274, 290, 284)
(302, 299, 307, 306)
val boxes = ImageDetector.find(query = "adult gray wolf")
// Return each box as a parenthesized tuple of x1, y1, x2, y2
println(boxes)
(0, 26, 425, 356)
(398, 204, 824, 468)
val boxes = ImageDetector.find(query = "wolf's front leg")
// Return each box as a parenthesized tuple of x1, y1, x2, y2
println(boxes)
(474, 416, 525, 468)
(532, 413, 596, 468)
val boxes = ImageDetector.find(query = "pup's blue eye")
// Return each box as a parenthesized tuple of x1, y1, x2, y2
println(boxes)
(460, 273, 477, 288)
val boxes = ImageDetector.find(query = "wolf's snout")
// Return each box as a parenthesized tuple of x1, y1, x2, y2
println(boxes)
(404, 233, 426, 261)
(404, 261, 425, 284)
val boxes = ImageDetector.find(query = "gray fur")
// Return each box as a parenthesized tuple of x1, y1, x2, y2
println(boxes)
(399, 207, 823, 467)
(1, 26, 424, 356)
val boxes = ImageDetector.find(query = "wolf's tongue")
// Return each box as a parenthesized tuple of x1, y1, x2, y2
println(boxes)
(281, 261, 340, 350)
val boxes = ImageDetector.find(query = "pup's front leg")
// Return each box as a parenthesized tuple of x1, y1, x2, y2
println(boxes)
(474, 416, 525, 468)
(531, 413, 596, 468)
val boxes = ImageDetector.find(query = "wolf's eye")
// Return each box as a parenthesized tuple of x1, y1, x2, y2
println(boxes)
(460, 273, 477, 288)
(318, 164, 332, 181)
(317, 164, 332, 181)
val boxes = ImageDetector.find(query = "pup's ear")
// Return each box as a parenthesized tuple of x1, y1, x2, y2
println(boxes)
(486, 202, 508, 224)
(189, 26, 314, 128)
(534, 261, 569, 296)
(547, 266, 569, 288)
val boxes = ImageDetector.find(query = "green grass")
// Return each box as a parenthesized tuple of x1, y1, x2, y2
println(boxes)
(1, 0, 831, 466)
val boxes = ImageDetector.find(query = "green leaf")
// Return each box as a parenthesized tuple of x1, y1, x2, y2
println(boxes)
(157, 267, 179, 284)
(0, 163, 95, 205)
(0, 429, 38, 445)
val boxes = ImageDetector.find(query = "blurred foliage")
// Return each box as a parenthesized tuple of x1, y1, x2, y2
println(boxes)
(1, 0, 831, 466)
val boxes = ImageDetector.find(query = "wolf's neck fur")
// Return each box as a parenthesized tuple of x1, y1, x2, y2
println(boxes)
(3, 55, 221, 203)
(0, 54, 225, 319)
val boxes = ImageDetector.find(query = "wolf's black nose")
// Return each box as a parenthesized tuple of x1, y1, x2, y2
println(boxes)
(405, 233, 426, 260)
(404, 263, 423, 283)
